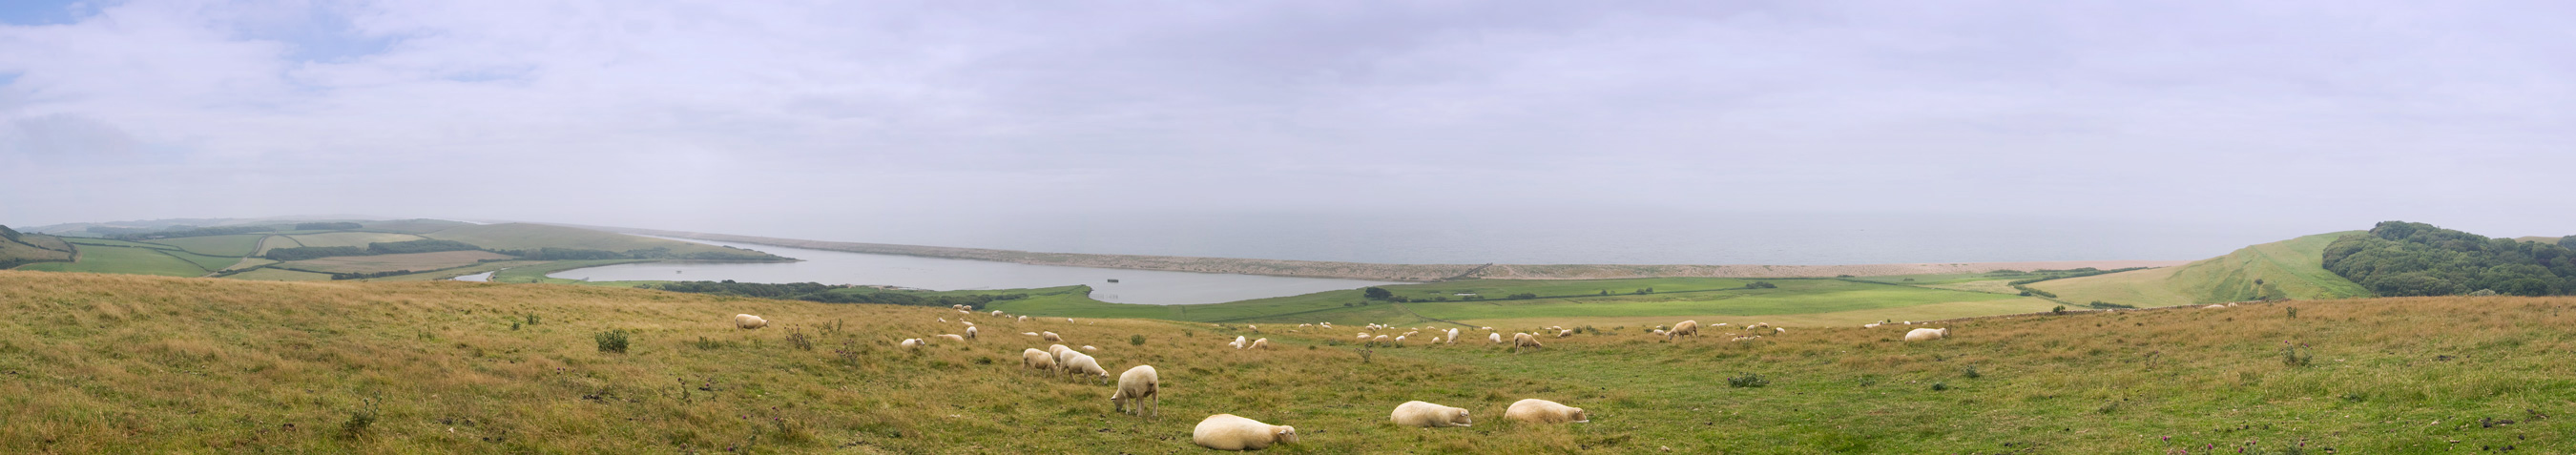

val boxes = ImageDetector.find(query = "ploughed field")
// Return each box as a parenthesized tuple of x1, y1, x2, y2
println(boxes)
(0, 271, 2567, 453)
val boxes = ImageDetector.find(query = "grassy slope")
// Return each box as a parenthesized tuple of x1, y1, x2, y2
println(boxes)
(227, 267, 335, 281)
(145, 234, 265, 257)
(361, 260, 552, 282)
(256, 235, 302, 255)
(987, 279, 2027, 328)
(1, 271, 2568, 453)
(2, 237, 74, 265)
(275, 251, 516, 274)
(426, 223, 779, 259)
(15, 245, 208, 277)
(2035, 232, 2372, 307)
(162, 249, 243, 273)
(283, 232, 431, 248)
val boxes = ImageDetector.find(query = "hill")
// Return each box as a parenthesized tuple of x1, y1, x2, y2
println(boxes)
(426, 223, 784, 260)
(2030, 232, 2373, 308)
(0, 228, 75, 269)
(0, 270, 2567, 452)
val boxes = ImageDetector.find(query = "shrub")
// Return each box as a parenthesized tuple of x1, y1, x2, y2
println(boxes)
(2280, 342, 2313, 367)
(2286, 307, 2299, 319)
(596, 330, 631, 354)
(341, 392, 382, 439)
(787, 328, 814, 351)
(2051, 305, 2066, 315)
(1963, 365, 1981, 379)
(1930, 382, 1948, 391)
(1129, 334, 1146, 346)
(1726, 372, 1769, 388)
(1744, 281, 1777, 289)
(525, 314, 541, 325)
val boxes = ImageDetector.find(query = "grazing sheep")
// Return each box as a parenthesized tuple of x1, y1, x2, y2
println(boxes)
(1394, 335, 1406, 344)
(1862, 323, 1881, 328)
(1481, 326, 1494, 331)
(1021, 348, 1056, 371)
(991, 310, 1005, 317)
(1249, 338, 1271, 350)
(1746, 322, 1772, 331)
(1111, 365, 1160, 419)
(1667, 320, 1699, 341)
(1021, 332, 1040, 337)
(1556, 329, 1575, 338)
(1512, 333, 1544, 351)
(938, 318, 946, 322)
(1389, 401, 1473, 427)
(2205, 304, 2228, 309)
(1489, 332, 1504, 343)
(1505, 399, 1589, 424)
(1061, 352, 1111, 383)
(1229, 336, 1247, 349)
(734, 314, 768, 330)
(1373, 335, 1390, 343)
(1446, 328, 1459, 343)
(1048, 343, 1074, 364)
(1067, 318, 1076, 323)
(1192, 414, 1298, 451)
(1652, 329, 1666, 335)
(1357, 333, 1371, 341)
(934, 334, 966, 342)
(1080, 344, 1098, 351)
(966, 326, 979, 339)
(1904, 327, 1950, 341)
(1043, 331, 1062, 342)
(1018, 316, 1029, 321)
(901, 339, 923, 349)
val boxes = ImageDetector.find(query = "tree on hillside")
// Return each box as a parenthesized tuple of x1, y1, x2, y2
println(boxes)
(1363, 287, 1394, 300)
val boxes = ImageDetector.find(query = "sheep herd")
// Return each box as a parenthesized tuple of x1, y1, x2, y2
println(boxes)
(728, 306, 1949, 451)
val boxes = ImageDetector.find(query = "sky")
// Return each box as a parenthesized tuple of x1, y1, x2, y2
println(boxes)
(3, 1, 2573, 260)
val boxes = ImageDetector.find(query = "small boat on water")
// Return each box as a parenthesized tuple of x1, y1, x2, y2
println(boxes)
(1106, 279, 1120, 283)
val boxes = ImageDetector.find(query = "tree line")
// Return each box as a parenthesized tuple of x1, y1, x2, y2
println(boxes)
(2322, 221, 2576, 297)
(648, 280, 1029, 308)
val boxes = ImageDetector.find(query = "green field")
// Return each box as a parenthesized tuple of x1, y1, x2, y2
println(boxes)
(15, 234, 73, 252)
(983, 278, 2030, 327)
(145, 234, 265, 257)
(358, 218, 476, 234)
(275, 250, 515, 274)
(282, 232, 430, 248)
(15, 245, 209, 277)
(2, 237, 74, 266)
(161, 249, 242, 273)
(0, 270, 2566, 452)
(226, 267, 334, 281)
(63, 237, 182, 250)
(254, 235, 302, 255)
(360, 260, 550, 282)
(2034, 232, 2373, 308)
(488, 259, 664, 285)
(425, 223, 779, 259)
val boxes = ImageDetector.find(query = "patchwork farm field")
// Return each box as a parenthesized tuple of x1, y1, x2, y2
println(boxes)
(276, 250, 515, 274)
(147, 234, 265, 257)
(0, 271, 2566, 453)
(284, 232, 430, 248)
(15, 245, 208, 277)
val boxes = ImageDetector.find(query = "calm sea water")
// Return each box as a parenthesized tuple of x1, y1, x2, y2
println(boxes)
(541, 238, 1402, 305)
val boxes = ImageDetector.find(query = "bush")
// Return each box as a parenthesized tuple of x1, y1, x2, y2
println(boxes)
(1506, 293, 1539, 300)
(1963, 365, 1981, 378)
(596, 330, 631, 353)
(2051, 305, 2066, 315)
(2280, 342, 2313, 367)
(1744, 281, 1777, 289)
(1726, 372, 1769, 388)
(340, 392, 382, 439)
(1930, 382, 1948, 391)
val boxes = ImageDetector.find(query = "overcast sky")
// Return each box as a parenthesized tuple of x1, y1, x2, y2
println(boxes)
(4, 1, 2572, 250)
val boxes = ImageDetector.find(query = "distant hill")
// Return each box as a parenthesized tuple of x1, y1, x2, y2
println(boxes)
(360, 218, 478, 234)
(425, 223, 785, 260)
(2030, 232, 2374, 307)
(0, 225, 75, 269)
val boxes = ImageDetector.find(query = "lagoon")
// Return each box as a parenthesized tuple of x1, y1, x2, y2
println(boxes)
(541, 238, 1402, 305)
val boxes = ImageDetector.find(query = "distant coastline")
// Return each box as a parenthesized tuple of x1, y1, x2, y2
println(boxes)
(571, 224, 2188, 281)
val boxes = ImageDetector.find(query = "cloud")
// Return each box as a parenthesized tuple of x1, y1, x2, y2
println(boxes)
(0, 0, 2570, 239)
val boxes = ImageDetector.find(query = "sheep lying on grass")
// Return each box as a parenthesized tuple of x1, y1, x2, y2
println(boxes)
(1193, 414, 1298, 450)
(1505, 399, 1589, 424)
(1488, 332, 1503, 343)
(901, 339, 923, 349)
(1904, 327, 1950, 341)
(1389, 401, 1472, 428)
(1111, 365, 1159, 419)
(1043, 331, 1062, 342)
(1556, 329, 1574, 338)
(734, 314, 767, 329)
(934, 334, 966, 343)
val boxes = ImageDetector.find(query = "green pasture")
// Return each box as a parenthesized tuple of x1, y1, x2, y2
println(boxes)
(16, 245, 208, 277)
(144, 234, 264, 257)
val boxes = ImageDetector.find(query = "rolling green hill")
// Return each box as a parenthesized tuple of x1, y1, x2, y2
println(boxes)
(2032, 232, 2374, 307)
(0, 270, 2568, 452)
(425, 223, 783, 260)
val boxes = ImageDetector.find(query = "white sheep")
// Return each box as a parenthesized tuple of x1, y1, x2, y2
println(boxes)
(901, 339, 923, 349)
(1229, 336, 1247, 349)
(1357, 333, 1371, 341)
(2205, 304, 2228, 309)
(1060, 351, 1111, 383)
(1394, 335, 1406, 344)
(1504, 399, 1589, 424)
(1389, 401, 1473, 427)
(1249, 338, 1271, 350)
(1862, 323, 1881, 328)
(1021, 348, 1056, 371)
(1556, 329, 1575, 338)
(1512, 333, 1544, 351)
(1904, 327, 1949, 341)
(1020, 332, 1040, 337)
(938, 317, 946, 322)
(1048, 343, 1074, 368)
(1067, 318, 1076, 323)
(1652, 329, 1666, 335)
(1373, 335, 1390, 343)
(1043, 331, 1062, 342)
(1445, 328, 1459, 343)
(966, 326, 979, 339)
(934, 334, 966, 343)
(1667, 320, 1699, 341)
(1080, 344, 1098, 351)
(1747, 322, 1772, 331)
(734, 314, 768, 330)
(1489, 332, 1504, 343)
(991, 310, 1005, 317)
(1192, 414, 1298, 451)
(1018, 316, 1029, 321)
(1481, 326, 1493, 331)
(1111, 365, 1160, 419)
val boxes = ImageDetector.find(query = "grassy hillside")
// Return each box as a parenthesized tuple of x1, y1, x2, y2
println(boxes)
(15, 245, 209, 277)
(426, 223, 781, 260)
(984, 278, 2030, 328)
(2035, 232, 2374, 307)
(275, 250, 516, 274)
(1, 235, 74, 267)
(147, 234, 265, 258)
(2, 271, 2569, 452)
(284, 232, 431, 248)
